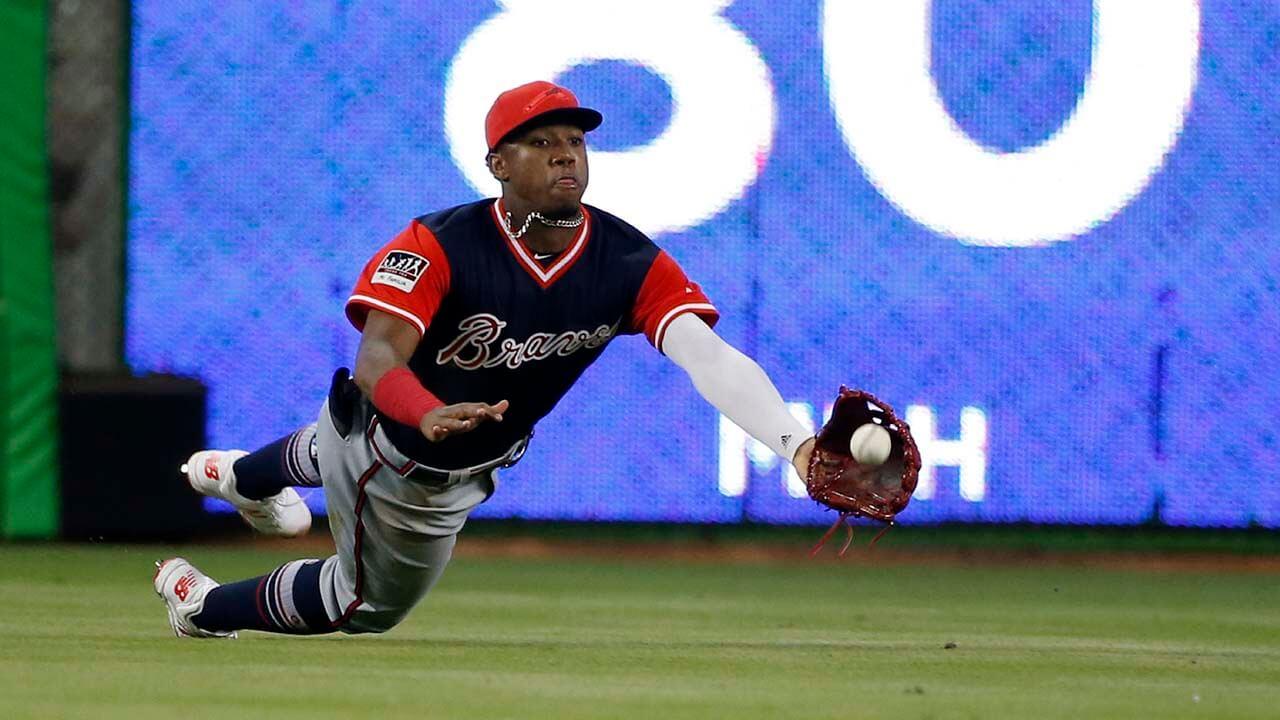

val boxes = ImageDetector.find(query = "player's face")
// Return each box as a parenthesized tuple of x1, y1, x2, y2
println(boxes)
(495, 124, 589, 217)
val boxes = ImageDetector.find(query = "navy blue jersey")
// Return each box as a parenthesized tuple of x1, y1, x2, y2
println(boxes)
(347, 199, 718, 469)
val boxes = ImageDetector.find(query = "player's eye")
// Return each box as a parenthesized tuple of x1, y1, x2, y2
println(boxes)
(569, 137, 583, 146)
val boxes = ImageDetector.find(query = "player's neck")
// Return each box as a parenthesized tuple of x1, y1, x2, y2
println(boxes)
(501, 198, 582, 255)
(518, 223, 578, 255)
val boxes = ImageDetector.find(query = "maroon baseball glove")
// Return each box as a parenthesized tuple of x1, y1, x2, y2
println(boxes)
(805, 387, 921, 557)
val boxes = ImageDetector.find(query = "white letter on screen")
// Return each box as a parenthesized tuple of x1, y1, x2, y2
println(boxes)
(905, 405, 988, 502)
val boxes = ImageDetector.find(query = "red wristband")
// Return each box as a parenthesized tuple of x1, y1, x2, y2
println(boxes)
(371, 367, 444, 427)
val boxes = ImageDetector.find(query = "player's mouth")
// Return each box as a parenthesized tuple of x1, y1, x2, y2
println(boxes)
(553, 176, 580, 190)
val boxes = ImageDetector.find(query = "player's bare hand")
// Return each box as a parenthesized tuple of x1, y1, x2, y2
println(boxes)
(791, 436, 817, 479)
(419, 400, 509, 442)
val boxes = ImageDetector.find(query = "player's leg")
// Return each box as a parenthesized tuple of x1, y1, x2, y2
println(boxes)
(315, 388, 487, 635)
(155, 404, 350, 637)
(182, 425, 316, 537)
(154, 555, 335, 637)
(156, 386, 343, 636)
(228, 423, 323, 499)
(321, 475, 466, 635)
(155, 517, 460, 638)
(157, 377, 487, 637)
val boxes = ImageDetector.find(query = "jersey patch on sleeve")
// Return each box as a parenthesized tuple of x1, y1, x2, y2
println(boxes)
(371, 251, 429, 292)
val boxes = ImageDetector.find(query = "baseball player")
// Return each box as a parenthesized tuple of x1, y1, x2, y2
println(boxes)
(154, 81, 819, 637)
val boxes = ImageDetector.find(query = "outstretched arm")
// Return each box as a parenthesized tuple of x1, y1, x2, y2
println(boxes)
(661, 313, 815, 475)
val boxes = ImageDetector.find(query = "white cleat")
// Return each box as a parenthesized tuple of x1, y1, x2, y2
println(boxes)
(182, 449, 312, 538)
(153, 558, 237, 639)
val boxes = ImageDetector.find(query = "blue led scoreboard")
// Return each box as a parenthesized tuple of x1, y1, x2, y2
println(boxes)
(128, 1, 1280, 527)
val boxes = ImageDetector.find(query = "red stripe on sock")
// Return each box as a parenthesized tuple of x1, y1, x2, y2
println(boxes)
(253, 575, 271, 627)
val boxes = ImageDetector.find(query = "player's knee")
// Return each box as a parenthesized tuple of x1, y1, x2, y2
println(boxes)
(338, 607, 412, 635)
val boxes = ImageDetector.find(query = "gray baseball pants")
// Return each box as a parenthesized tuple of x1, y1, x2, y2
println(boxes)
(312, 395, 494, 634)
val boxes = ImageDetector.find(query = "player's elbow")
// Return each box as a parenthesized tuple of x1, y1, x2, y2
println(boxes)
(353, 349, 390, 397)
(353, 334, 405, 397)
(353, 368, 373, 398)
(352, 360, 385, 398)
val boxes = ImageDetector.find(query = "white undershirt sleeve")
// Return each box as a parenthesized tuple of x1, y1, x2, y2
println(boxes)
(661, 312, 814, 462)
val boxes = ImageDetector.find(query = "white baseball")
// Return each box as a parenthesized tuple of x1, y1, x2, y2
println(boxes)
(849, 423, 892, 467)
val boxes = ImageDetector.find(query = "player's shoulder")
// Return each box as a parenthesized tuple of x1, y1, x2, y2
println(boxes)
(413, 198, 494, 238)
(584, 204, 656, 250)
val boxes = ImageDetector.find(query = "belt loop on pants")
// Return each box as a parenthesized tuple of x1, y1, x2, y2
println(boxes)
(366, 416, 529, 488)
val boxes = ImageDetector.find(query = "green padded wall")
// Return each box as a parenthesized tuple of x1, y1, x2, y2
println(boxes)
(0, 0, 59, 538)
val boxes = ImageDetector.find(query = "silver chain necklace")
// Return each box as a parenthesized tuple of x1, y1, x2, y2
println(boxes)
(504, 210, 584, 240)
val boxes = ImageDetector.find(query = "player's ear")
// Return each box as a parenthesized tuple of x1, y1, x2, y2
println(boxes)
(486, 152, 509, 183)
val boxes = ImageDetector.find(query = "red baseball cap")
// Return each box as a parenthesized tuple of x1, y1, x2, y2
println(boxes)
(485, 81, 603, 151)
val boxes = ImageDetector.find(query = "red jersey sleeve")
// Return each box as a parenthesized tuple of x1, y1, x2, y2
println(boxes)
(629, 250, 719, 351)
(346, 221, 451, 337)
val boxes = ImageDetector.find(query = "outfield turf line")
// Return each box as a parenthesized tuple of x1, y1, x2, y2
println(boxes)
(0, 544, 1277, 719)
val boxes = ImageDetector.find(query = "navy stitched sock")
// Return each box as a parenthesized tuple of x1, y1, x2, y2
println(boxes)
(193, 559, 334, 634)
(233, 424, 321, 500)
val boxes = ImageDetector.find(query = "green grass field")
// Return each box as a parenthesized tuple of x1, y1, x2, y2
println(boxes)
(1, 543, 1277, 719)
